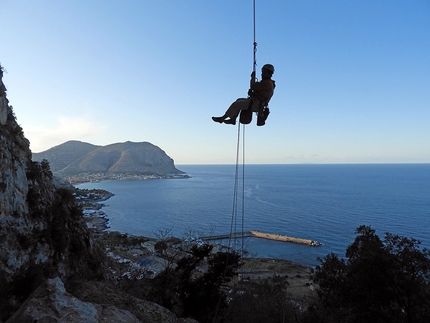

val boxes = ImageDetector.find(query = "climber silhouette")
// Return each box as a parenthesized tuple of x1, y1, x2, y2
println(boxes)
(212, 64, 275, 126)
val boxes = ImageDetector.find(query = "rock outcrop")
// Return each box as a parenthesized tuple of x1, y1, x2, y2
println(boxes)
(6, 277, 142, 323)
(7, 277, 199, 323)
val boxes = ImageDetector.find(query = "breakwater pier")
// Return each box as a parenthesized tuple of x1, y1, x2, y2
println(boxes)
(200, 231, 253, 241)
(200, 231, 321, 247)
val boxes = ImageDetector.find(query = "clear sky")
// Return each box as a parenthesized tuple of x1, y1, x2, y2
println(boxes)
(1, 0, 429, 164)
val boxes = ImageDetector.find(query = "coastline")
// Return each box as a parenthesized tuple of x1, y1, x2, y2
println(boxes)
(72, 164, 430, 268)
(76, 187, 314, 292)
(67, 172, 190, 185)
(75, 188, 114, 232)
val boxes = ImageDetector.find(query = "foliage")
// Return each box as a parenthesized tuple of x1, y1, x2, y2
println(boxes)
(1, 186, 105, 321)
(98, 231, 149, 247)
(126, 243, 240, 322)
(27, 160, 54, 213)
(45, 188, 105, 276)
(27, 159, 53, 182)
(304, 225, 430, 323)
(224, 275, 301, 323)
(181, 246, 240, 321)
(40, 159, 53, 179)
(153, 226, 174, 241)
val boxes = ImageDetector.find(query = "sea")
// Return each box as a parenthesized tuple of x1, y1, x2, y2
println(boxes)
(76, 164, 430, 267)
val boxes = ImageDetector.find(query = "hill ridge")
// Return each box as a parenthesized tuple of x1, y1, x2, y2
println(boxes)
(33, 140, 183, 181)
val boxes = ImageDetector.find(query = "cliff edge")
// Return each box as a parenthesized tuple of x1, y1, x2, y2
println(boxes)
(0, 65, 102, 320)
(0, 65, 196, 323)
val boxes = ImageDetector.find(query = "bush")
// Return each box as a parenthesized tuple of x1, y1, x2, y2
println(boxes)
(127, 244, 240, 322)
(304, 225, 430, 323)
(224, 275, 299, 323)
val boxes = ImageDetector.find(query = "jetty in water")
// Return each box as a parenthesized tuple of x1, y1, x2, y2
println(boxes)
(200, 230, 321, 247)
(250, 230, 321, 247)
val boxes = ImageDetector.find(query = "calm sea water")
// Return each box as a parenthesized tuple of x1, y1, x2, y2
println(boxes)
(77, 164, 430, 266)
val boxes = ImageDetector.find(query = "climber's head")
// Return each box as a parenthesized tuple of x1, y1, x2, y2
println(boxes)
(261, 64, 274, 79)
(262, 64, 275, 74)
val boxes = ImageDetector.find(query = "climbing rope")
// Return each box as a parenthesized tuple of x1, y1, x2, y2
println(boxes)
(253, 0, 258, 73)
(227, 1, 260, 270)
(228, 0, 257, 260)
(240, 126, 246, 257)
(228, 125, 240, 250)
(228, 122, 246, 259)
(214, 1, 258, 321)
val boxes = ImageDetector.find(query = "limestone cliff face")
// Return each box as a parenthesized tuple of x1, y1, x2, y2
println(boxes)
(0, 77, 31, 217)
(0, 66, 104, 320)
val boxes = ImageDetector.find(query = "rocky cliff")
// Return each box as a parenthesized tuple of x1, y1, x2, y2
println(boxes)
(0, 65, 195, 323)
(0, 65, 106, 320)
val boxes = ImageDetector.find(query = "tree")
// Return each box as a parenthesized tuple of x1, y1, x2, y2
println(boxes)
(306, 225, 430, 323)
(181, 249, 240, 321)
(133, 243, 240, 322)
(224, 275, 300, 323)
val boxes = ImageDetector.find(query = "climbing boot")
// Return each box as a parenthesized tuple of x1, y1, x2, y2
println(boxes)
(212, 116, 223, 123)
(224, 118, 236, 125)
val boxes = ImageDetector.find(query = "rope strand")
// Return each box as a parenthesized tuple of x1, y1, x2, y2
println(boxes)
(241, 124, 246, 259)
(228, 122, 242, 250)
(253, 0, 257, 72)
(215, 2, 257, 321)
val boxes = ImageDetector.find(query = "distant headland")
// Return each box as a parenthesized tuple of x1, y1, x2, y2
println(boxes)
(32, 140, 188, 184)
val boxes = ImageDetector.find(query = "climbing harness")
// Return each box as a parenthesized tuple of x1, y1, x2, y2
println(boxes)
(238, 14, 273, 126)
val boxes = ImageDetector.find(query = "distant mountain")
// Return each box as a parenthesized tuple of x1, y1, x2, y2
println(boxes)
(33, 140, 101, 172)
(33, 140, 183, 177)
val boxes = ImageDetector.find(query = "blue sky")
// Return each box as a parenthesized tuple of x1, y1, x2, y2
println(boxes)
(1, 0, 429, 164)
